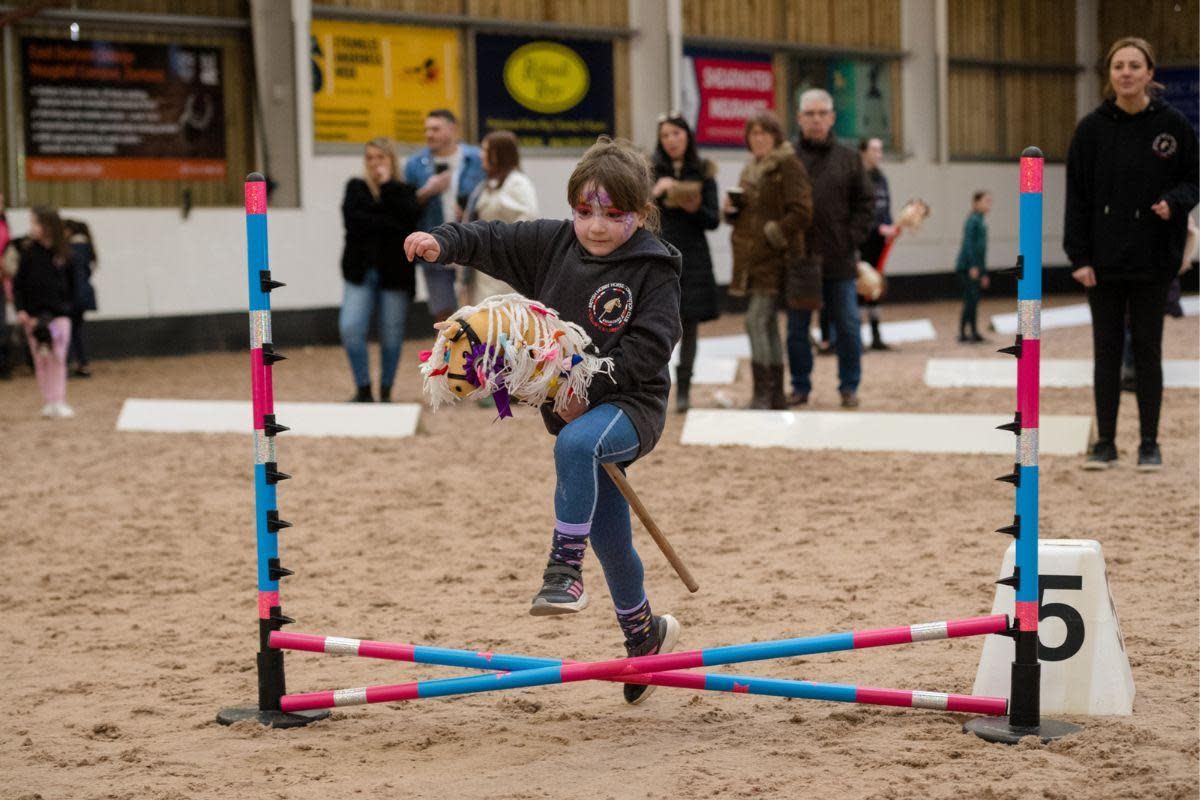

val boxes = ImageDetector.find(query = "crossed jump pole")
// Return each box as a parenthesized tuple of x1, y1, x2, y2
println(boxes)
(217, 156, 1076, 734)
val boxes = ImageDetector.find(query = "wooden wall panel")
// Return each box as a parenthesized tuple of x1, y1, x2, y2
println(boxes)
(16, 24, 254, 208)
(322, 0, 466, 14)
(1099, 0, 1198, 66)
(948, 0, 999, 59)
(0, 37, 7, 202)
(870, 0, 902, 51)
(67, 0, 246, 15)
(949, 67, 1000, 157)
(832, 0, 875, 49)
(612, 37, 630, 140)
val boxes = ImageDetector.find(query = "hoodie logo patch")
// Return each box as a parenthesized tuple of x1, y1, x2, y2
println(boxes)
(1152, 133, 1177, 159)
(588, 283, 633, 333)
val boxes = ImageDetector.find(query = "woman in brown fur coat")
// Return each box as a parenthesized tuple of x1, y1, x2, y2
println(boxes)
(724, 111, 813, 409)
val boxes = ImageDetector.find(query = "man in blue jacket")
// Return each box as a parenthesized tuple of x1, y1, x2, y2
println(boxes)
(404, 109, 486, 320)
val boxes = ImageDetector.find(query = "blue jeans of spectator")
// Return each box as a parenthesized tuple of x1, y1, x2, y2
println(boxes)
(339, 268, 410, 390)
(787, 277, 861, 395)
(421, 261, 458, 319)
(553, 403, 645, 609)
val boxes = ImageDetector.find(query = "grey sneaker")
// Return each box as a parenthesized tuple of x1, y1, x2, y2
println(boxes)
(1083, 440, 1118, 470)
(1136, 440, 1162, 472)
(622, 614, 681, 705)
(840, 391, 860, 409)
(529, 562, 588, 616)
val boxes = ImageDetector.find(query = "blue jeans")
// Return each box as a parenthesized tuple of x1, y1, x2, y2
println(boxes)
(339, 268, 410, 389)
(553, 404, 645, 609)
(787, 277, 862, 395)
(421, 261, 458, 318)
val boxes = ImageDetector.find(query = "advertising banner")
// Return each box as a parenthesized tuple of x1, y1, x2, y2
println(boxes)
(21, 36, 226, 181)
(475, 34, 613, 148)
(310, 19, 461, 144)
(1157, 67, 1199, 134)
(680, 49, 775, 147)
(828, 59, 892, 145)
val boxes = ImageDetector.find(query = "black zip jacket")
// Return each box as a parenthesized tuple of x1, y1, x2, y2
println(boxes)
(12, 238, 74, 317)
(430, 219, 683, 461)
(340, 177, 421, 292)
(796, 136, 875, 280)
(1064, 98, 1199, 282)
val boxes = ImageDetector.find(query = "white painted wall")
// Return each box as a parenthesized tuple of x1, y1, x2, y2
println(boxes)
(4, 0, 1083, 323)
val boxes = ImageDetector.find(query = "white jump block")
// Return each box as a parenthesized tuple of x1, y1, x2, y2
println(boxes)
(973, 540, 1135, 716)
(679, 409, 1092, 455)
(690, 319, 937, 363)
(116, 399, 421, 438)
(670, 358, 739, 385)
(990, 297, 1198, 335)
(925, 358, 1200, 389)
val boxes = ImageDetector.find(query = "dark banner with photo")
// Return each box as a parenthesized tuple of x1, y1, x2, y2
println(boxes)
(475, 34, 614, 148)
(21, 37, 226, 181)
(680, 48, 775, 147)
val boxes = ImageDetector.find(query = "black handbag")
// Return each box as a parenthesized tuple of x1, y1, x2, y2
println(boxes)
(785, 252, 822, 311)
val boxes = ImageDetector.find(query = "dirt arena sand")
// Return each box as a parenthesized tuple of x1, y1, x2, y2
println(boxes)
(2, 295, 1197, 800)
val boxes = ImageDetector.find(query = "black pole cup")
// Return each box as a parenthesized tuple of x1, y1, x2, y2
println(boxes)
(216, 616, 330, 728)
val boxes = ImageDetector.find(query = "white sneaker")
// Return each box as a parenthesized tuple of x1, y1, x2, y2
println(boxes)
(54, 403, 75, 419)
(40, 404, 56, 418)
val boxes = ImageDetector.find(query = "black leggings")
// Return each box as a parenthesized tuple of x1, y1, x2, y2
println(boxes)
(1087, 278, 1171, 443)
(677, 318, 700, 376)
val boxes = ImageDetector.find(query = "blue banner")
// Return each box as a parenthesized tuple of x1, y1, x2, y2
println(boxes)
(475, 34, 614, 148)
(1157, 67, 1199, 134)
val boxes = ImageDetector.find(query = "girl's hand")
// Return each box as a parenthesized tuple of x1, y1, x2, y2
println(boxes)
(556, 391, 588, 423)
(652, 177, 675, 197)
(1151, 200, 1171, 221)
(432, 320, 453, 333)
(405, 232, 442, 263)
(1072, 266, 1097, 288)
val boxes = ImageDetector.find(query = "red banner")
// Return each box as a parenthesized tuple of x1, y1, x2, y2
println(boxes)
(686, 53, 775, 147)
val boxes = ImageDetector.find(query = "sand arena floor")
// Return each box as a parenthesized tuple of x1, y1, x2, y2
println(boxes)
(1, 295, 1197, 800)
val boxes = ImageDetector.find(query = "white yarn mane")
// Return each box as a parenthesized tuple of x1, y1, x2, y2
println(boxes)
(420, 293, 614, 415)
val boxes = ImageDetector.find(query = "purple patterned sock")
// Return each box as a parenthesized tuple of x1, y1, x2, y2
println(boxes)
(549, 521, 589, 569)
(616, 597, 655, 648)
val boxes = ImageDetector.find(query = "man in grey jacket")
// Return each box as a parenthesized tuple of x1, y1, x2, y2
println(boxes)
(788, 89, 874, 407)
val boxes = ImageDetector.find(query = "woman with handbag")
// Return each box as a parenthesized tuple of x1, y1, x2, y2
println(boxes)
(723, 111, 813, 409)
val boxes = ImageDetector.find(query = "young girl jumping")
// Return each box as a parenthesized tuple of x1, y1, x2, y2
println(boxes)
(405, 137, 683, 704)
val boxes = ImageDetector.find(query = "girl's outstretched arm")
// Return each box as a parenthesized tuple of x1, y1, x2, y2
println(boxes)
(413, 218, 565, 298)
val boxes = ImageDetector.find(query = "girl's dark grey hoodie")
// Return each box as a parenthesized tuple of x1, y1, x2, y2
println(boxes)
(430, 218, 683, 460)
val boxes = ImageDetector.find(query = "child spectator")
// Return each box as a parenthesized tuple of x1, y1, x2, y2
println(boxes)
(955, 191, 991, 343)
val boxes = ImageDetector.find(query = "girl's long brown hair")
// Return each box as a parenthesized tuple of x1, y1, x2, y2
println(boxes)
(31, 206, 70, 262)
(482, 130, 521, 183)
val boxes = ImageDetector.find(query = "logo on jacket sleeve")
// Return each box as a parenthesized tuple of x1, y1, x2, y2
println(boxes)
(1152, 133, 1178, 159)
(588, 283, 633, 333)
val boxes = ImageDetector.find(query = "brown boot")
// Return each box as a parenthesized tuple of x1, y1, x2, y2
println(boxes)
(748, 362, 769, 409)
(768, 364, 787, 410)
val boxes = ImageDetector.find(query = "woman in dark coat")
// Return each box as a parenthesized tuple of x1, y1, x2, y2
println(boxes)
(339, 137, 421, 402)
(651, 113, 720, 412)
(1064, 36, 1198, 471)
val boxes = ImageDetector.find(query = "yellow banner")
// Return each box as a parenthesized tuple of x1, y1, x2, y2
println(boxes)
(310, 20, 461, 144)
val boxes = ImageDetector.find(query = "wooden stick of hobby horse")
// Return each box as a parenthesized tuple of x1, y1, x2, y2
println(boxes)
(602, 462, 699, 593)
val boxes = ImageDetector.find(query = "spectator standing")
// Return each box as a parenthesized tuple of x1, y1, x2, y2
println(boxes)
(463, 130, 539, 302)
(724, 111, 813, 410)
(63, 219, 98, 377)
(404, 109, 486, 321)
(1065, 36, 1198, 471)
(12, 206, 77, 418)
(789, 89, 874, 408)
(651, 112, 720, 412)
(858, 137, 897, 350)
(954, 191, 991, 343)
(339, 137, 421, 402)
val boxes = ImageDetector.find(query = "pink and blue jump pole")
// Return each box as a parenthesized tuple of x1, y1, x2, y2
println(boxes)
(965, 148, 1081, 744)
(273, 614, 1009, 715)
(217, 174, 328, 729)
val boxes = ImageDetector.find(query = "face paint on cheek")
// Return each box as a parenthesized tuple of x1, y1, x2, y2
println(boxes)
(620, 213, 636, 238)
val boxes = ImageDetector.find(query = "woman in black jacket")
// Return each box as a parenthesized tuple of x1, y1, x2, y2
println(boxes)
(651, 113, 720, 412)
(340, 137, 421, 402)
(1064, 37, 1198, 471)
